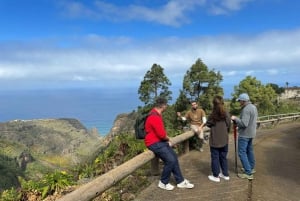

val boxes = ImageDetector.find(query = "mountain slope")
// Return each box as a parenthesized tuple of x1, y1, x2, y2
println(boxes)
(0, 118, 103, 190)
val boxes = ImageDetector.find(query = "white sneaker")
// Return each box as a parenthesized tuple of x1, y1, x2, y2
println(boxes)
(158, 181, 174, 191)
(208, 175, 220, 182)
(219, 173, 230, 181)
(177, 179, 194, 189)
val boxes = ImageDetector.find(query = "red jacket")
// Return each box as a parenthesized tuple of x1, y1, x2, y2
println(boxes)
(144, 108, 167, 147)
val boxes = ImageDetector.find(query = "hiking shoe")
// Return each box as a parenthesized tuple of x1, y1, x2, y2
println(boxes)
(158, 181, 174, 191)
(199, 148, 204, 152)
(241, 168, 256, 174)
(219, 173, 230, 181)
(208, 175, 220, 182)
(237, 173, 254, 180)
(177, 179, 194, 189)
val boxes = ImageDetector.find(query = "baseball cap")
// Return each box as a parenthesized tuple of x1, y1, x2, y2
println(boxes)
(236, 93, 250, 101)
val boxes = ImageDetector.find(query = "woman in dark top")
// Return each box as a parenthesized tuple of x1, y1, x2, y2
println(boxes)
(206, 95, 231, 182)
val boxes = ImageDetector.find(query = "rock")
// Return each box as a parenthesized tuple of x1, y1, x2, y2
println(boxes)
(107, 111, 136, 138)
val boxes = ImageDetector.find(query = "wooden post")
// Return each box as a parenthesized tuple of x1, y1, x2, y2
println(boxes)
(183, 140, 190, 153)
(151, 157, 160, 175)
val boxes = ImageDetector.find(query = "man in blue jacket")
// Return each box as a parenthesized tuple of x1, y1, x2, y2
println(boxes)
(231, 93, 258, 180)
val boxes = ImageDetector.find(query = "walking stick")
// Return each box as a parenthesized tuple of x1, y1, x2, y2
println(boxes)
(233, 122, 238, 174)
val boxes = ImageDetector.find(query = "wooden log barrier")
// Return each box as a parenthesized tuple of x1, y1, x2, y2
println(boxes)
(57, 113, 300, 201)
(58, 130, 196, 201)
(57, 150, 155, 201)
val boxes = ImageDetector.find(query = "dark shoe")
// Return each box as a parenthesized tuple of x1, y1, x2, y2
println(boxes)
(237, 173, 253, 180)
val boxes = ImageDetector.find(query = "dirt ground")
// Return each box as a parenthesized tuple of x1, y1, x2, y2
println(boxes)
(135, 121, 300, 201)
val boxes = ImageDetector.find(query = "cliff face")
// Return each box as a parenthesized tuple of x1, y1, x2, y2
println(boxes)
(107, 111, 136, 139)
(0, 118, 104, 190)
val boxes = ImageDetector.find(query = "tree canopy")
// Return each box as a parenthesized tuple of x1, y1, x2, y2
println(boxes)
(136, 60, 297, 133)
(138, 63, 172, 107)
(266, 83, 285, 95)
(181, 58, 223, 111)
(230, 76, 277, 115)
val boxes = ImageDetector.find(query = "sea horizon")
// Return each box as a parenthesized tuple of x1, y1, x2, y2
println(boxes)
(0, 87, 142, 136)
(0, 85, 236, 136)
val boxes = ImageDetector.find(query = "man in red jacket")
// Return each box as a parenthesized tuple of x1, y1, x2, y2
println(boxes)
(145, 97, 194, 191)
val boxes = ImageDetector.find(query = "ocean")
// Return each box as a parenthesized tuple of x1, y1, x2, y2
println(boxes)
(0, 88, 142, 136)
(0, 85, 234, 136)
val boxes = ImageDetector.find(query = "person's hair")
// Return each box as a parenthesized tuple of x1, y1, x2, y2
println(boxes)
(190, 100, 197, 104)
(209, 95, 226, 122)
(155, 97, 167, 108)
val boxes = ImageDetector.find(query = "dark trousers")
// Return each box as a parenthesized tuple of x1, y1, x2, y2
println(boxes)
(210, 144, 229, 177)
(148, 141, 184, 184)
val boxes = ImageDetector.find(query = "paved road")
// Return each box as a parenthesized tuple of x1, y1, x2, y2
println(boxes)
(135, 122, 300, 201)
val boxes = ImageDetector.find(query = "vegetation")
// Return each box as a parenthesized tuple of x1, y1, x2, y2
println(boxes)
(0, 119, 103, 200)
(138, 63, 172, 107)
(0, 188, 22, 201)
(0, 133, 149, 201)
(230, 76, 278, 115)
(267, 83, 285, 95)
(1, 58, 299, 200)
(182, 58, 223, 111)
(0, 153, 24, 190)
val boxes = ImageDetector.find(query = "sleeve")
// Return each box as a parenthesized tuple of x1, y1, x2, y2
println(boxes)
(202, 110, 207, 124)
(184, 111, 190, 121)
(205, 117, 215, 128)
(226, 112, 231, 133)
(202, 116, 207, 124)
(181, 117, 187, 121)
(236, 108, 250, 128)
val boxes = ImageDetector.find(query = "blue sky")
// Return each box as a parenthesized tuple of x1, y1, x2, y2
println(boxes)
(0, 0, 300, 96)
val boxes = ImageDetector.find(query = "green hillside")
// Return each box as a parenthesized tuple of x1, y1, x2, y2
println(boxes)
(0, 118, 104, 191)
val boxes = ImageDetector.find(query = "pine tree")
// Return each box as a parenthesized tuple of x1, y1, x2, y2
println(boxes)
(138, 63, 172, 107)
(181, 58, 223, 112)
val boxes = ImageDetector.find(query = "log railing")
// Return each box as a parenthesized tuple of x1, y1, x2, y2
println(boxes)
(57, 130, 197, 201)
(58, 112, 300, 201)
(257, 112, 300, 128)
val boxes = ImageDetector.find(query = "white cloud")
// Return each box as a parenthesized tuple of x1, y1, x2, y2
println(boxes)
(225, 71, 238, 76)
(0, 67, 26, 79)
(267, 69, 279, 75)
(59, 0, 253, 26)
(208, 0, 254, 15)
(221, 0, 254, 11)
(1, 28, 300, 88)
(245, 70, 255, 75)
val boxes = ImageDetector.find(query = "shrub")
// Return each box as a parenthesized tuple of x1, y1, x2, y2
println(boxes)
(40, 171, 75, 199)
(0, 188, 21, 201)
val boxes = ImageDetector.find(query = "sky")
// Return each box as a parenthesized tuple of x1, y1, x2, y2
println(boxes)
(0, 0, 300, 97)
